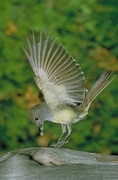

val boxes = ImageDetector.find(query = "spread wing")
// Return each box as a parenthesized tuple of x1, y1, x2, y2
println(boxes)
(23, 30, 88, 109)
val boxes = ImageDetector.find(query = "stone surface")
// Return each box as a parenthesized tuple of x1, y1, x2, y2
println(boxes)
(0, 147, 118, 180)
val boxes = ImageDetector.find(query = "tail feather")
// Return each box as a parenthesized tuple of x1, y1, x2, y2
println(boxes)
(80, 70, 116, 112)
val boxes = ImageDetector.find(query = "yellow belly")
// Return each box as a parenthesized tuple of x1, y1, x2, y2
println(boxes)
(53, 108, 77, 124)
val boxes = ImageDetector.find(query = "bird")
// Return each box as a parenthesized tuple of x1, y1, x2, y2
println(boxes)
(23, 30, 116, 147)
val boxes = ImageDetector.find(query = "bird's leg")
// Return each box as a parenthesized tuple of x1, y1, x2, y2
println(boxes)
(50, 123, 72, 148)
(56, 122, 72, 147)
(58, 124, 67, 143)
(62, 122, 72, 144)
(50, 124, 66, 148)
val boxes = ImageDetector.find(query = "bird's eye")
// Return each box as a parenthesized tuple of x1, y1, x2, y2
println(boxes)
(35, 117, 38, 121)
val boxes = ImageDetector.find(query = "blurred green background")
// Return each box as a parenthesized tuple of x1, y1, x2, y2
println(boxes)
(0, 0, 118, 155)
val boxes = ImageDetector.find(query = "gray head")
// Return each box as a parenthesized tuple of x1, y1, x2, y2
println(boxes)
(29, 102, 52, 136)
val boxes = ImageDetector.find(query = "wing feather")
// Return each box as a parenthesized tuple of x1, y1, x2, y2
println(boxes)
(23, 31, 88, 108)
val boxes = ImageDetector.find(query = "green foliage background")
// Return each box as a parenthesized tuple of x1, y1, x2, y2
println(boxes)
(0, 0, 118, 155)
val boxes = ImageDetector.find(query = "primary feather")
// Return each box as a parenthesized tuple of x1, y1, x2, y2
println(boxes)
(23, 30, 88, 109)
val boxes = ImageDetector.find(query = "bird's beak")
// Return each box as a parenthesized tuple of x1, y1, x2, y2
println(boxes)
(38, 123, 44, 136)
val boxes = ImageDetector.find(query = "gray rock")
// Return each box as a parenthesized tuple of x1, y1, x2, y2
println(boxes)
(0, 147, 118, 180)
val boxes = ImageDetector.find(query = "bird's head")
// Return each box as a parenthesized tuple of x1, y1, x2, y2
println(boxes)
(28, 104, 45, 136)
(28, 102, 52, 136)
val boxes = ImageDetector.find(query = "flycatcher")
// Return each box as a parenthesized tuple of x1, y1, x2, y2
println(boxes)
(23, 31, 115, 147)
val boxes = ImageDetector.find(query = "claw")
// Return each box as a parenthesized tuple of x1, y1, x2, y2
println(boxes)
(50, 140, 69, 148)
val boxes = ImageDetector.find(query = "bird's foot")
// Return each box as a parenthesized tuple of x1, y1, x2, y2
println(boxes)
(50, 140, 69, 148)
